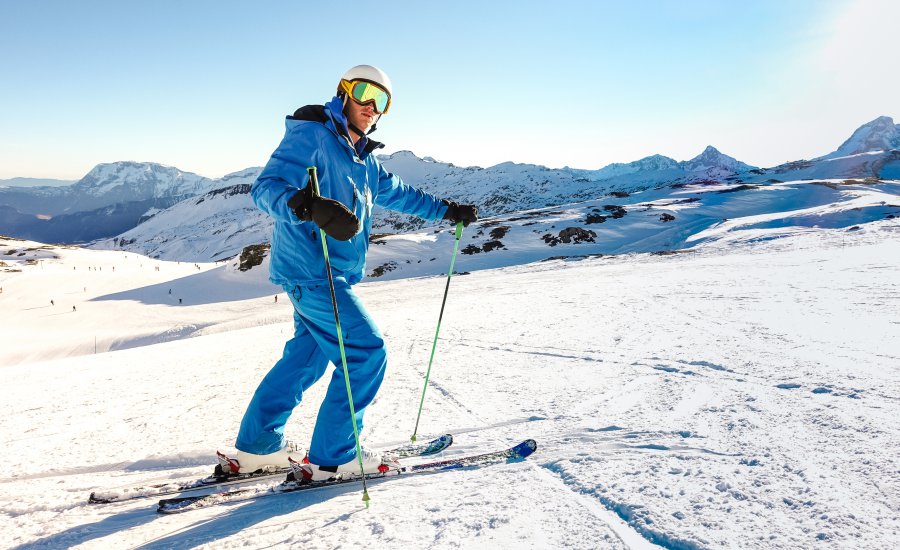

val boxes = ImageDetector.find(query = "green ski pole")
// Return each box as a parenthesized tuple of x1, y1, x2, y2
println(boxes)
(307, 166, 371, 506)
(411, 221, 465, 442)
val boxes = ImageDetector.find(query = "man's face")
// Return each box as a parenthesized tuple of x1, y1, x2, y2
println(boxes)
(344, 97, 378, 135)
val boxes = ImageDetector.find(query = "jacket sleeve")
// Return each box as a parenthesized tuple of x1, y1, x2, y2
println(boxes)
(250, 125, 319, 224)
(373, 161, 448, 220)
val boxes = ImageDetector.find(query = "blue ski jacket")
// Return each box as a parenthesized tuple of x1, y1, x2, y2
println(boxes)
(251, 96, 448, 286)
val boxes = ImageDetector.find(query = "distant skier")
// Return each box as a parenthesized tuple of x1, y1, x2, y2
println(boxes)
(50, 299, 54, 306)
(235, 65, 477, 480)
(72, 305, 76, 312)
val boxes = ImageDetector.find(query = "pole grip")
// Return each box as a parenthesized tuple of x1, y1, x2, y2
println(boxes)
(307, 166, 320, 196)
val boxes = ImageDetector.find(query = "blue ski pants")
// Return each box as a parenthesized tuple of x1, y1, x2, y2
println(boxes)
(235, 277, 387, 465)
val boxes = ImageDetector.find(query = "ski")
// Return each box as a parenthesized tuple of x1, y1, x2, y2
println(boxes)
(157, 439, 536, 514)
(88, 434, 452, 504)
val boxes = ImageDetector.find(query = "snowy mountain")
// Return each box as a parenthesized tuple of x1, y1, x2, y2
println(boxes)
(90, 144, 757, 261)
(375, 145, 757, 233)
(64, 162, 213, 211)
(11, 116, 900, 253)
(92, 115, 898, 263)
(743, 116, 900, 182)
(680, 145, 755, 173)
(0, 162, 213, 216)
(821, 115, 900, 159)
(0, 162, 260, 244)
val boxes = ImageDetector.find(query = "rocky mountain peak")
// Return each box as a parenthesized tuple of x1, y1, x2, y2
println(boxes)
(823, 116, 900, 159)
(682, 146, 754, 172)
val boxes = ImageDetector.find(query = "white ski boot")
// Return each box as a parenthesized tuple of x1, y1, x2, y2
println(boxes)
(297, 448, 400, 481)
(236, 440, 306, 474)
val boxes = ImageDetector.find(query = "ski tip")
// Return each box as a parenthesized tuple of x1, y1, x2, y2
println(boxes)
(157, 496, 199, 514)
(416, 433, 454, 457)
(513, 439, 538, 458)
(88, 492, 111, 504)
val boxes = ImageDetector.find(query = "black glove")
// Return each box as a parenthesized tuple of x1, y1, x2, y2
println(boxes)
(288, 186, 360, 241)
(442, 201, 479, 227)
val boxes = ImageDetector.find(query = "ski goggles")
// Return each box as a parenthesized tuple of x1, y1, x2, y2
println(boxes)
(339, 79, 391, 114)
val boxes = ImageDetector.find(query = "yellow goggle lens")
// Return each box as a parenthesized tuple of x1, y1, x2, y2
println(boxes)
(348, 80, 390, 114)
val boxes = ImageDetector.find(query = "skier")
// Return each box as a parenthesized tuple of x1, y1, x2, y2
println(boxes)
(235, 65, 477, 480)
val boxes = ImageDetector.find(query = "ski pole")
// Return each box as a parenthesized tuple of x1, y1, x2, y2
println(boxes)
(411, 221, 465, 443)
(307, 166, 371, 507)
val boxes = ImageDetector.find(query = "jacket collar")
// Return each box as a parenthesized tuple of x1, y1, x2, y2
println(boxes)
(289, 97, 385, 159)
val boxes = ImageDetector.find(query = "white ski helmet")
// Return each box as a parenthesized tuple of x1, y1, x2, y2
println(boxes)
(338, 64, 393, 116)
(339, 64, 392, 96)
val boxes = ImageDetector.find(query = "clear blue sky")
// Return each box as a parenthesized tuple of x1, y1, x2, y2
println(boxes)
(1, 0, 895, 179)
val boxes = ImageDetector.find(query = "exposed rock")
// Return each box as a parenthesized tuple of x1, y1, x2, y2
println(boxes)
(489, 226, 510, 239)
(717, 184, 760, 194)
(369, 261, 398, 277)
(603, 205, 627, 218)
(660, 213, 676, 222)
(238, 243, 270, 272)
(482, 240, 505, 252)
(560, 227, 596, 243)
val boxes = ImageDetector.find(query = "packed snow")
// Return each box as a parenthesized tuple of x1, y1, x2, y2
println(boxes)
(1, 208, 898, 548)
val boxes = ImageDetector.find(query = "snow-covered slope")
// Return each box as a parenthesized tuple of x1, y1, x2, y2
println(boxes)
(2, 219, 898, 548)
(93, 174, 900, 274)
(92, 184, 270, 262)
(364, 178, 900, 280)
(0, 235, 282, 366)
